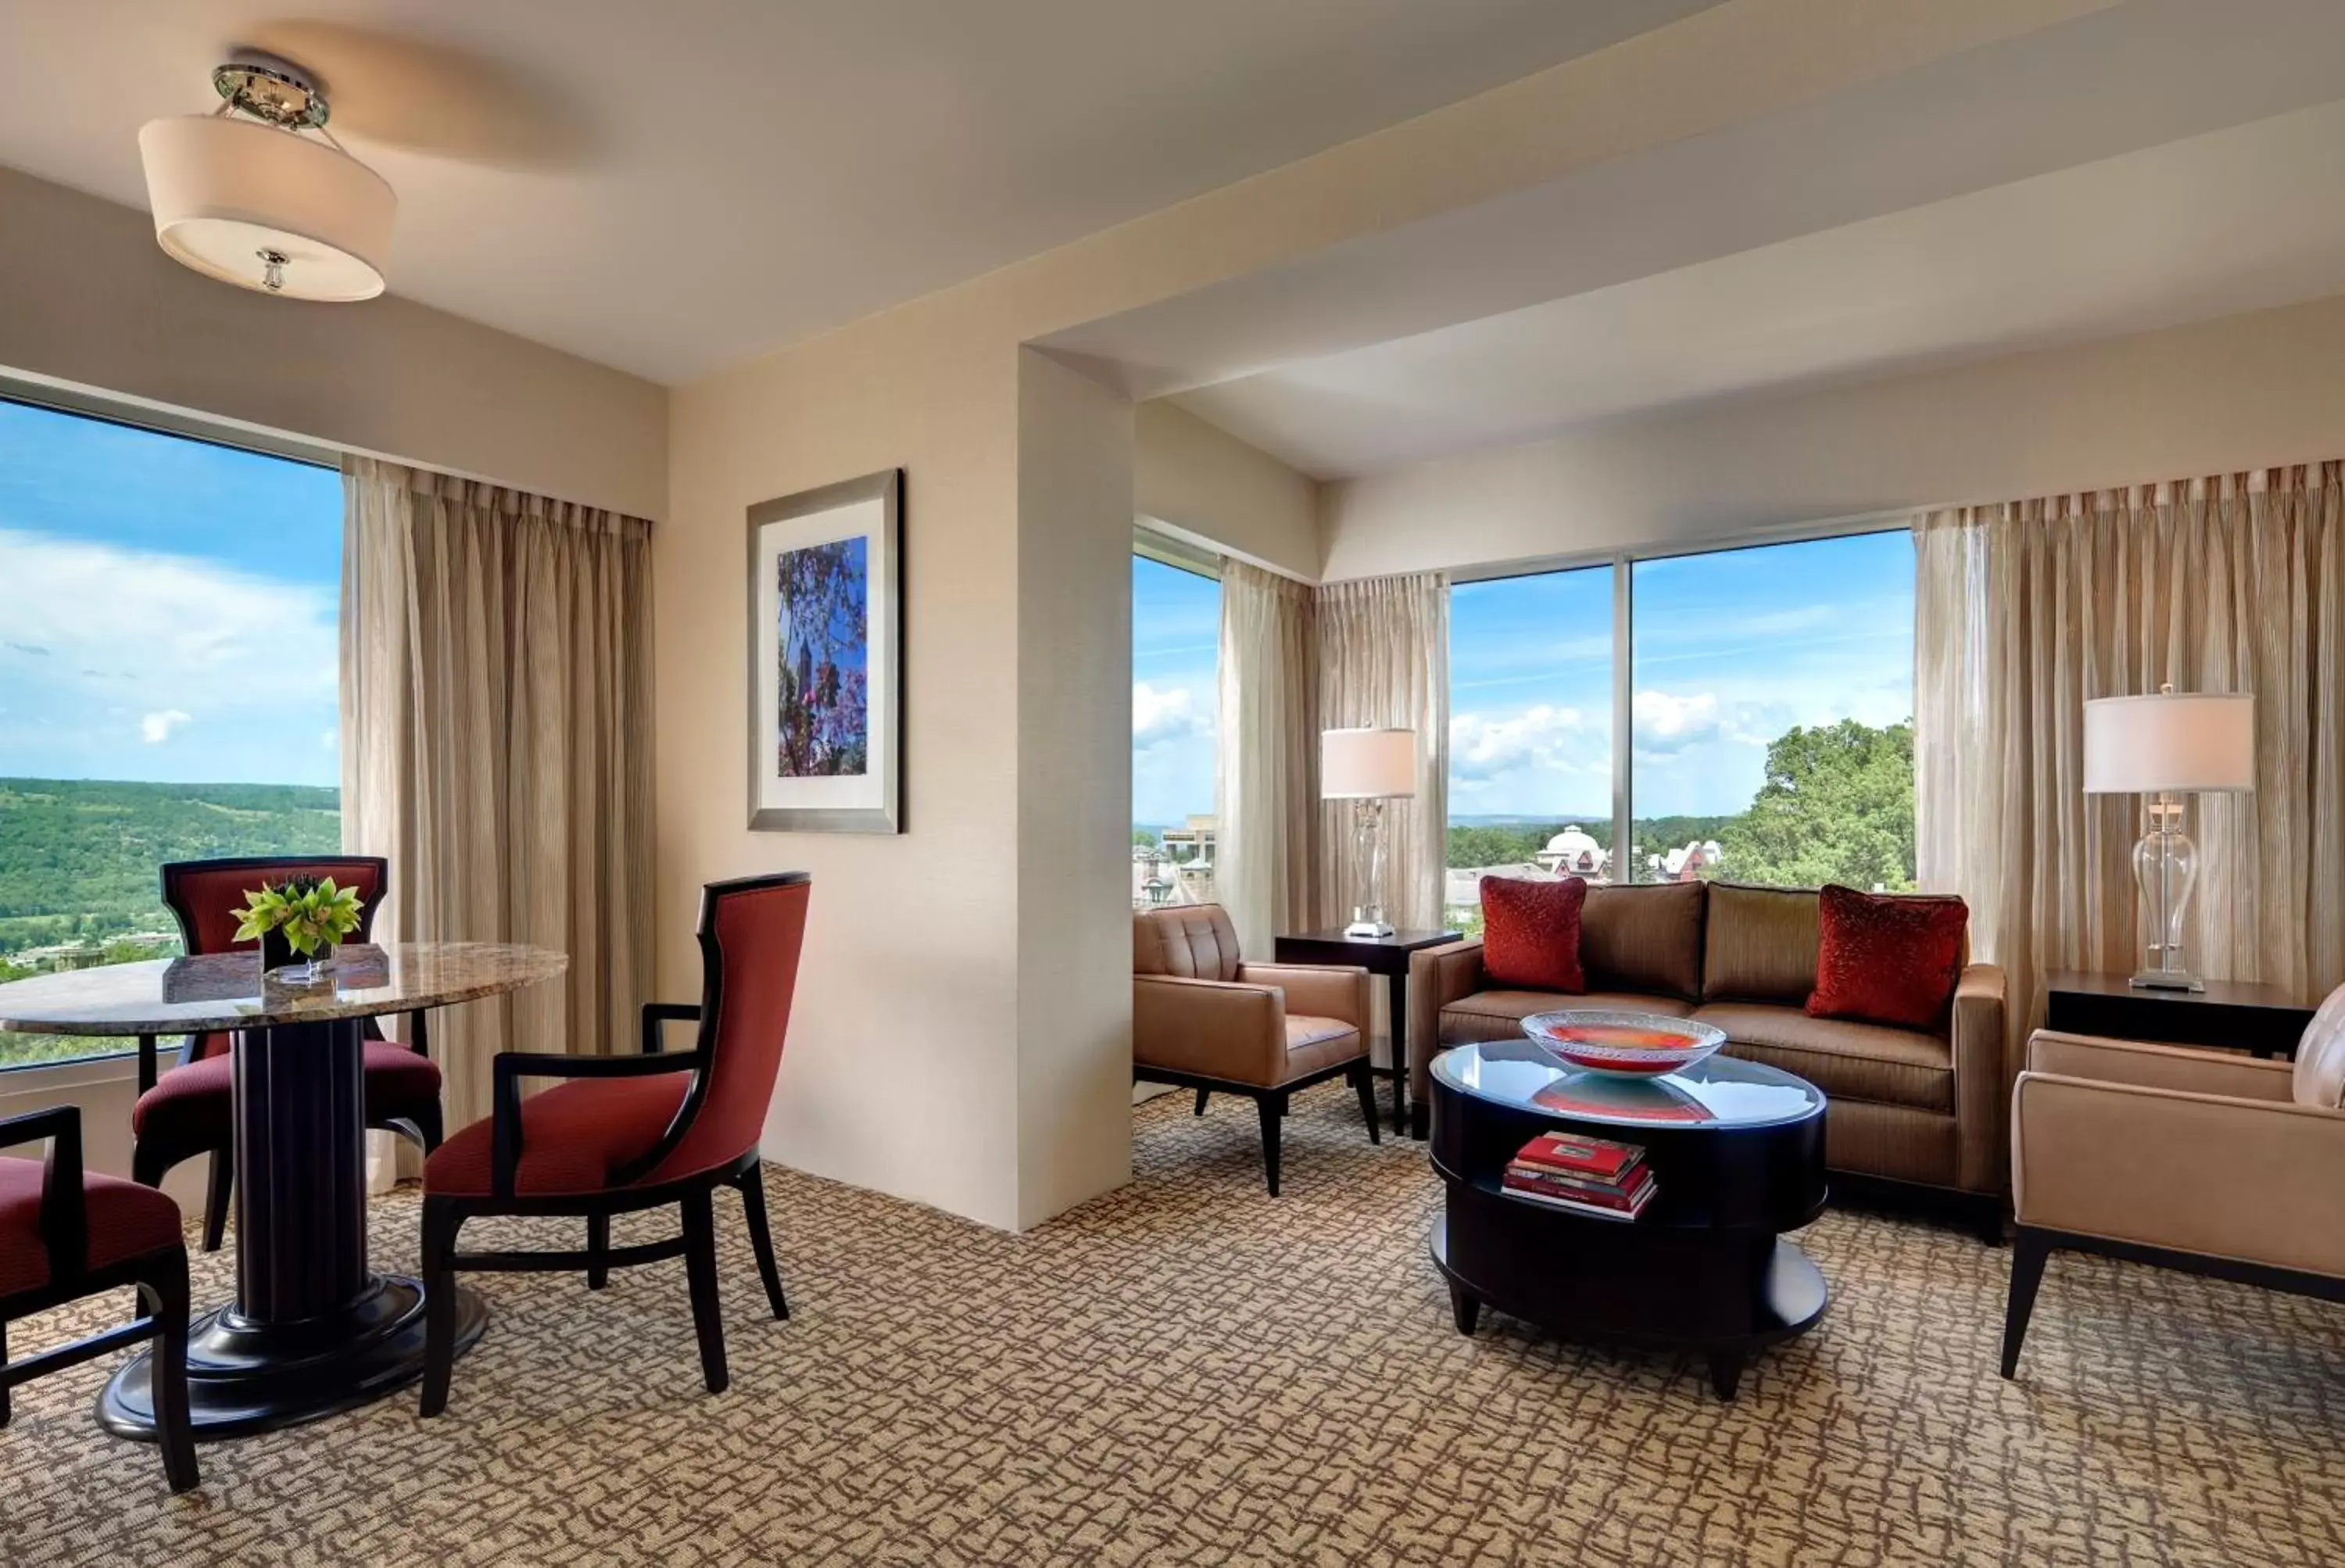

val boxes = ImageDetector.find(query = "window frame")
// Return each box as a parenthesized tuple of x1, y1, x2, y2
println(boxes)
(1448, 511, 1916, 885)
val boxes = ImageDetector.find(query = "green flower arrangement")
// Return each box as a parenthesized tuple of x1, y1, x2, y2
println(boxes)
(233, 875, 365, 960)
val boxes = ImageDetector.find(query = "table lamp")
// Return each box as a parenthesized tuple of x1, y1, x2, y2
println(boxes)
(2082, 685, 2255, 991)
(1323, 727, 1417, 938)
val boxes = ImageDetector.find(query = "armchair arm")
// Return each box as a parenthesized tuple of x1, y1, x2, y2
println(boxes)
(1950, 961, 2007, 1191)
(489, 1050, 702, 1199)
(1236, 963, 1370, 1029)
(1133, 975, 1283, 1087)
(641, 1002, 703, 1054)
(0, 1105, 85, 1283)
(2012, 1070, 2345, 1277)
(2026, 1029, 2295, 1101)
(1408, 940, 1488, 1111)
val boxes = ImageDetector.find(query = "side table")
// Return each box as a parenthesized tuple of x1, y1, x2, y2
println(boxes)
(2042, 970, 2315, 1060)
(1274, 927, 1461, 1136)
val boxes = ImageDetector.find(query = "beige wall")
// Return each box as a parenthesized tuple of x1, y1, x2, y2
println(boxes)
(1323, 293, 2345, 578)
(0, 165, 665, 518)
(654, 0, 2112, 1231)
(1134, 399, 1319, 579)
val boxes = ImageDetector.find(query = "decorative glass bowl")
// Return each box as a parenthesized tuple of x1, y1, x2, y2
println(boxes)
(1520, 1009, 1727, 1078)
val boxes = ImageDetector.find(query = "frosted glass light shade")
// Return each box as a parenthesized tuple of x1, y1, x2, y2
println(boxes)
(2083, 691, 2255, 794)
(1322, 728, 1417, 799)
(138, 116, 395, 301)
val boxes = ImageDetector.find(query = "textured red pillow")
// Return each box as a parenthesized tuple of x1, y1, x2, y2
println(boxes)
(1807, 884, 1968, 1030)
(1480, 875, 1588, 993)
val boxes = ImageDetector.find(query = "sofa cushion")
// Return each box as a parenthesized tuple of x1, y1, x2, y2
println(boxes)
(1580, 882, 1706, 1001)
(1695, 1001, 1953, 1113)
(1480, 875, 1587, 993)
(1808, 884, 1968, 1031)
(1702, 883, 1819, 1005)
(1283, 1016, 1364, 1081)
(1441, 990, 1695, 1046)
(2295, 981, 2345, 1109)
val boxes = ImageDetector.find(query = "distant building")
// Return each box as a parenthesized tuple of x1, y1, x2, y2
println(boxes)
(1534, 825, 1610, 879)
(1645, 839, 1724, 882)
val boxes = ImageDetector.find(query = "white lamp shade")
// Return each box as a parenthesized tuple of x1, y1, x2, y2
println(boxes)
(1321, 727, 1417, 799)
(2083, 691, 2256, 794)
(139, 116, 395, 301)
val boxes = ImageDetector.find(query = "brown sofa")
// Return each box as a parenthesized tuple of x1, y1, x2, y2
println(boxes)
(1133, 905, 1381, 1195)
(1410, 881, 2008, 1227)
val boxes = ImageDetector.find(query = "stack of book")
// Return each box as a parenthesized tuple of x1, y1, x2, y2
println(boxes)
(1502, 1130, 1656, 1221)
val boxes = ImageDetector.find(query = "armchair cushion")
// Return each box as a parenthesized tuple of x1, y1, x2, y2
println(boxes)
(2012, 1070, 2345, 1279)
(0, 1158, 184, 1296)
(424, 1072, 688, 1197)
(2028, 1029, 2294, 1101)
(1236, 963, 1370, 1029)
(1133, 906, 1243, 983)
(2295, 982, 2345, 1108)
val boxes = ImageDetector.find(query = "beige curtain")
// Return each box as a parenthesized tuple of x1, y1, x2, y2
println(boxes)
(1313, 572, 1448, 934)
(1215, 562, 1318, 958)
(1916, 464, 2345, 1066)
(342, 457, 657, 1159)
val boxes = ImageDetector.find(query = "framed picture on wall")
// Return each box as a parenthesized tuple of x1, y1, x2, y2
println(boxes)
(746, 468, 903, 832)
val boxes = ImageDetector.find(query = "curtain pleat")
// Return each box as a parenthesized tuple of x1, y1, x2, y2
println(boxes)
(342, 457, 656, 1152)
(1215, 562, 1317, 958)
(1312, 572, 1449, 934)
(1916, 464, 2345, 1077)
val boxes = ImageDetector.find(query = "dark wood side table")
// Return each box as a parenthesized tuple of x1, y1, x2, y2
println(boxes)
(2042, 970, 2315, 1060)
(1274, 927, 1462, 1136)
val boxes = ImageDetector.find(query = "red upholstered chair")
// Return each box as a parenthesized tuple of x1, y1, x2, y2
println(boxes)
(1, 1107, 197, 1492)
(417, 872, 811, 1415)
(135, 856, 444, 1251)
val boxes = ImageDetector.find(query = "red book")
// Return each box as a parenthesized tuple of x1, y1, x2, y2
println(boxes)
(1504, 1165, 1653, 1210)
(1511, 1130, 1642, 1181)
(1504, 1162, 1653, 1202)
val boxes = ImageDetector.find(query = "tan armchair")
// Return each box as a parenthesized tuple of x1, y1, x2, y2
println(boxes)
(2001, 1015, 2345, 1378)
(1133, 905, 1378, 1195)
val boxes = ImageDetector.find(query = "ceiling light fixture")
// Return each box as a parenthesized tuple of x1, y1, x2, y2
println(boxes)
(138, 52, 396, 302)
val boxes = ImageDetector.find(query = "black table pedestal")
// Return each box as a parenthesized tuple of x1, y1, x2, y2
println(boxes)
(98, 1018, 485, 1441)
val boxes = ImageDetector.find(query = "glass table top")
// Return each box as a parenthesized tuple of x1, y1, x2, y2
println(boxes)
(1432, 1038, 1824, 1131)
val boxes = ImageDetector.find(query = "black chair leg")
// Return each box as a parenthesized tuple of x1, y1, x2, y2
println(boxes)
(419, 1199, 460, 1416)
(145, 1254, 199, 1494)
(1257, 1094, 1284, 1197)
(2001, 1228, 2053, 1379)
(1192, 1088, 1209, 1117)
(681, 1188, 729, 1394)
(586, 1214, 610, 1291)
(1, 1317, 9, 1429)
(736, 1166, 790, 1322)
(1351, 1065, 1382, 1145)
(202, 1148, 233, 1254)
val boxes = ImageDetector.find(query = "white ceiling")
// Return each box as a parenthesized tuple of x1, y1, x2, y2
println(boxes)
(1173, 96, 2345, 478)
(0, 0, 1722, 385)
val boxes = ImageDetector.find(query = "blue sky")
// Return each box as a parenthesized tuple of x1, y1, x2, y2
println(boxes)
(0, 399, 342, 787)
(1132, 555, 1218, 825)
(1451, 530, 1913, 818)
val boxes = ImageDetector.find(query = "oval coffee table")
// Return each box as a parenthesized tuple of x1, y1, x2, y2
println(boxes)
(1428, 1038, 1828, 1400)
(0, 941, 567, 1439)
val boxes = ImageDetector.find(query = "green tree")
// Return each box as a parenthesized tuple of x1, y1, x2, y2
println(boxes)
(1714, 719, 1915, 890)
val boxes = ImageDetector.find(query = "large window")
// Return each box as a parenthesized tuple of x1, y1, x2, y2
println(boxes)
(1131, 550, 1219, 908)
(1447, 530, 1914, 922)
(0, 399, 342, 1069)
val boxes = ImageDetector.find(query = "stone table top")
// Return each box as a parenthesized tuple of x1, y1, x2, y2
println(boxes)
(0, 943, 568, 1035)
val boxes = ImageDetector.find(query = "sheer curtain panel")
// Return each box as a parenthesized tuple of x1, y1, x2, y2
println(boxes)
(1215, 562, 1316, 958)
(1312, 572, 1449, 934)
(1915, 464, 2345, 1068)
(342, 457, 657, 1156)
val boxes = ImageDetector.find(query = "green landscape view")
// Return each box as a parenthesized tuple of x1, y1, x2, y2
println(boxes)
(0, 778, 342, 1066)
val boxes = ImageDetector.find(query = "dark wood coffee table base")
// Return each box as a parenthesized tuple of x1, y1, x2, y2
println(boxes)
(1432, 1211, 1827, 1400)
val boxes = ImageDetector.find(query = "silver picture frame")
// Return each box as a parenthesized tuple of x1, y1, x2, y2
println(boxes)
(746, 468, 903, 833)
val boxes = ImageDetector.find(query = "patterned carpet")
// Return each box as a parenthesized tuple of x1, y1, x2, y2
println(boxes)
(4, 1086, 2343, 1566)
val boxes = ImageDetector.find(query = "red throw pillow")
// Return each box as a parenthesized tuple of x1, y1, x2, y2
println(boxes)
(1807, 884, 1968, 1031)
(1480, 875, 1588, 993)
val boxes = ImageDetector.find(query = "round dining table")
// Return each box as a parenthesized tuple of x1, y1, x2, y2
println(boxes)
(0, 940, 566, 1440)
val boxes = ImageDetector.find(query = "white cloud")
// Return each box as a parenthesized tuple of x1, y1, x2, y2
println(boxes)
(141, 709, 194, 743)
(1449, 704, 1603, 782)
(1630, 689, 1785, 758)
(1133, 682, 1210, 749)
